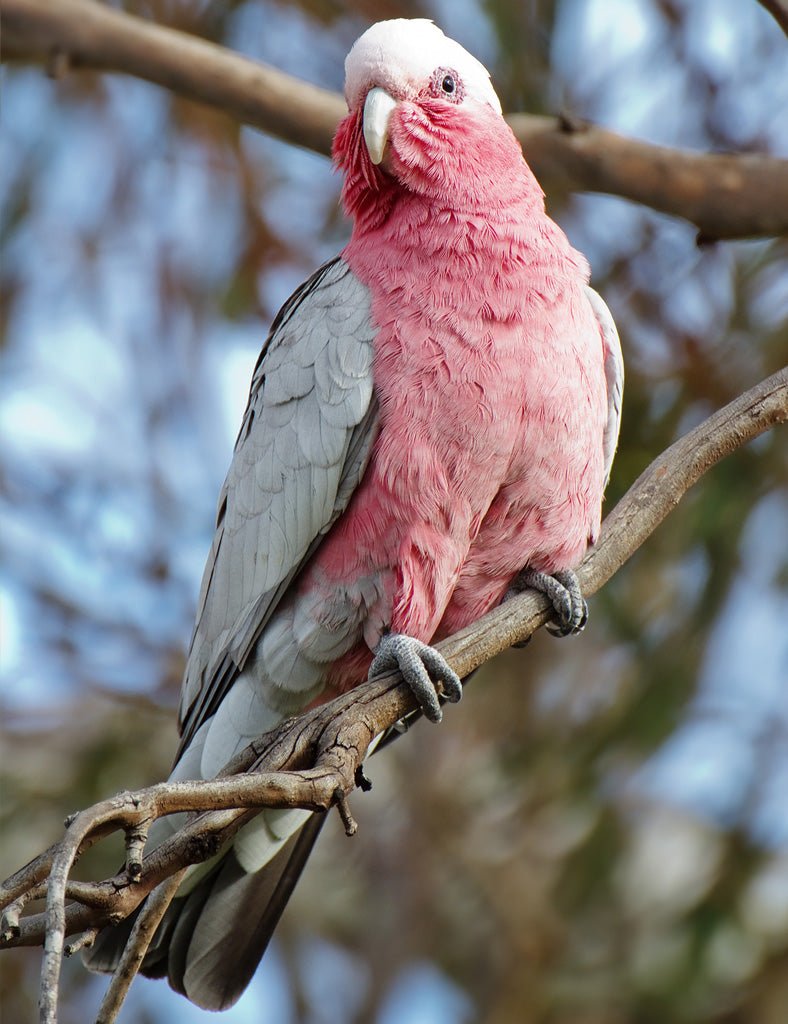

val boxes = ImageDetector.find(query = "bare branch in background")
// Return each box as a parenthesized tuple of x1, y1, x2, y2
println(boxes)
(2, 366, 786, 1024)
(4, 0, 788, 240)
(757, 0, 788, 37)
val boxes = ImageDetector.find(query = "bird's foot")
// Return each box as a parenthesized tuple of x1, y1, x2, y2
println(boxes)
(369, 633, 462, 723)
(515, 568, 588, 637)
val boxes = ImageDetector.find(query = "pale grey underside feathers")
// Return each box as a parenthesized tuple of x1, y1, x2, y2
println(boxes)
(177, 257, 378, 759)
(84, 258, 379, 1008)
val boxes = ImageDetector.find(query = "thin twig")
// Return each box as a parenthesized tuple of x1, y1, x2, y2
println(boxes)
(123, 822, 151, 882)
(3, 0, 788, 239)
(95, 870, 187, 1024)
(0, 882, 48, 941)
(64, 928, 99, 957)
(334, 790, 359, 837)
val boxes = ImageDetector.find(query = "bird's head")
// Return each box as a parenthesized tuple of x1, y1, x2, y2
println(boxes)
(333, 20, 530, 229)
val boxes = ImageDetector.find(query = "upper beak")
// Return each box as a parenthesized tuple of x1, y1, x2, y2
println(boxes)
(363, 87, 397, 165)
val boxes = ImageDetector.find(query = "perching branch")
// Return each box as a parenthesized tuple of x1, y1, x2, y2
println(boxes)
(2, 366, 786, 1024)
(4, 0, 788, 240)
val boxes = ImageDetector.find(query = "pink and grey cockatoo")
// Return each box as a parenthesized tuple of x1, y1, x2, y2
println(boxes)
(86, 18, 623, 1009)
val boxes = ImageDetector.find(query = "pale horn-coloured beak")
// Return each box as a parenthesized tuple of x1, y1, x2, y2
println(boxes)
(363, 87, 397, 165)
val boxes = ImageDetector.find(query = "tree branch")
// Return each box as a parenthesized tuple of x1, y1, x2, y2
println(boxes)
(1, 366, 786, 1024)
(94, 870, 187, 1024)
(757, 0, 788, 37)
(4, 0, 788, 240)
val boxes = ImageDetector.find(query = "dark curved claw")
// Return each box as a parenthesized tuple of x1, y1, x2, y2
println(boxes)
(369, 632, 462, 723)
(516, 568, 588, 637)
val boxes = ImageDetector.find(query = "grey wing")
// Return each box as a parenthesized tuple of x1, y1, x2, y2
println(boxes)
(176, 257, 378, 760)
(585, 285, 624, 488)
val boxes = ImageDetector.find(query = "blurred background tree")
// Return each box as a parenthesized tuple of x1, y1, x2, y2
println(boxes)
(1, 1, 787, 1022)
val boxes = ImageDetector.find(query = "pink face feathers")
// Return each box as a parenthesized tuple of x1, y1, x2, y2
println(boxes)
(333, 20, 537, 225)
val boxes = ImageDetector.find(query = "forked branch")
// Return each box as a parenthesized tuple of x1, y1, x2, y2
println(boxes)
(1, 366, 786, 1023)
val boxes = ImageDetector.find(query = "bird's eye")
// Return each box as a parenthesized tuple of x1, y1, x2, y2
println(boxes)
(430, 67, 464, 103)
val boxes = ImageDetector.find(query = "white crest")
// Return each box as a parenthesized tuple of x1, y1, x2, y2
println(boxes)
(345, 19, 502, 115)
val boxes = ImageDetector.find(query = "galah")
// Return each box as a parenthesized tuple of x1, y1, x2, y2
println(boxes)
(86, 17, 623, 1009)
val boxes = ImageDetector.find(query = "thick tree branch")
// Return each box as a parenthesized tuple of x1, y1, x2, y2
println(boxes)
(4, 0, 788, 240)
(1, 366, 786, 1024)
(506, 114, 788, 243)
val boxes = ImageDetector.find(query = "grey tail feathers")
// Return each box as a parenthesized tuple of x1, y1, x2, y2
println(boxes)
(83, 812, 326, 1010)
